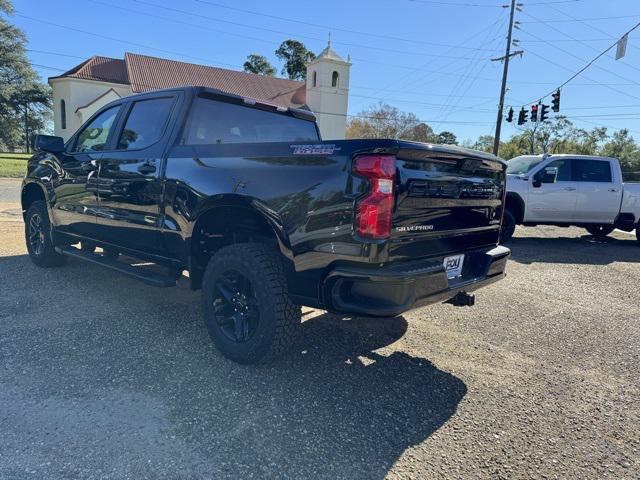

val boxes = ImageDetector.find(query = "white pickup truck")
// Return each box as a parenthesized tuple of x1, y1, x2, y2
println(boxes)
(502, 154, 640, 243)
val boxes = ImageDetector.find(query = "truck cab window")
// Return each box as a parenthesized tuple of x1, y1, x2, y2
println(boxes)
(75, 106, 121, 152)
(543, 159, 572, 181)
(573, 159, 612, 182)
(117, 97, 175, 150)
(182, 97, 319, 145)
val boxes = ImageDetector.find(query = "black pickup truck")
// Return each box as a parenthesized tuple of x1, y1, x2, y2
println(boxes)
(23, 86, 510, 363)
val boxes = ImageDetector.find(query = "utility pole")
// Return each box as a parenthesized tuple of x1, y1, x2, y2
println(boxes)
(492, 0, 520, 156)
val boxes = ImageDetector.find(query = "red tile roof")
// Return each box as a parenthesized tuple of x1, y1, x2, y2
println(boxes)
(54, 56, 129, 85)
(50, 52, 307, 109)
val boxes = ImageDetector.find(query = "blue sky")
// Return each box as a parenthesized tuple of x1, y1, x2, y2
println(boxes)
(11, 0, 640, 142)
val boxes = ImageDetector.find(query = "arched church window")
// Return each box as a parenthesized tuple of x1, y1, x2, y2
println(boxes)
(312, 71, 317, 87)
(331, 71, 339, 88)
(60, 99, 67, 130)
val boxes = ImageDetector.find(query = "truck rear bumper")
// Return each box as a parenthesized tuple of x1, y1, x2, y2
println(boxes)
(323, 245, 510, 317)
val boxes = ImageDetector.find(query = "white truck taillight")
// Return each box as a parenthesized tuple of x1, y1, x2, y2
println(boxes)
(352, 154, 396, 240)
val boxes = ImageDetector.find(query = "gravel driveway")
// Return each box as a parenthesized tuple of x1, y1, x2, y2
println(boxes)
(0, 204, 638, 479)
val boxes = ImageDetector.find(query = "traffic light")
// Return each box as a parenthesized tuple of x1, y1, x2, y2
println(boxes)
(552, 89, 561, 112)
(530, 104, 539, 122)
(517, 107, 527, 125)
(540, 104, 549, 122)
(506, 107, 514, 123)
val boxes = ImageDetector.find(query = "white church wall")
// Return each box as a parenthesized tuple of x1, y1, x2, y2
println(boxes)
(305, 52, 351, 140)
(50, 77, 132, 141)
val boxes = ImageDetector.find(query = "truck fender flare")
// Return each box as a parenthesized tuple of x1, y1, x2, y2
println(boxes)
(21, 180, 51, 218)
(505, 192, 525, 224)
(191, 195, 294, 261)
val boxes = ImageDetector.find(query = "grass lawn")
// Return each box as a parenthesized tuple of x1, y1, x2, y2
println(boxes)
(0, 153, 30, 178)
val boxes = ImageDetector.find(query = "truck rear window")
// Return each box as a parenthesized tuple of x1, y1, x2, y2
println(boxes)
(182, 97, 319, 145)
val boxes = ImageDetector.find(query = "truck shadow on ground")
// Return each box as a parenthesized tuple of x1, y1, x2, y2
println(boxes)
(507, 233, 640, 265)
(0, 254, 467, 479)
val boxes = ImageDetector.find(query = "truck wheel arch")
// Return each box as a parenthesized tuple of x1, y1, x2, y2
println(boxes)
(505, 192, 525, 224)
(188, 200, 294, 289)
(21, 182, 48, 220)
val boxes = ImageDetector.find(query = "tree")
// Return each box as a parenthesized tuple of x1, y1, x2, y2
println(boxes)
(346, 103, 438, 142)
(437, 131, 458, 145)
(243, 54, 276, 77)
(601, 129, 640, 180)
(275, 40, 315, 80)
(0, 0, 51, 151)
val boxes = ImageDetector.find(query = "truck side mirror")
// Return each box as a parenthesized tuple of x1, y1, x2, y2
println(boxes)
(541, 167, 558, 184)
(33, 134, 64, 154)
(532, 166, 558, 187)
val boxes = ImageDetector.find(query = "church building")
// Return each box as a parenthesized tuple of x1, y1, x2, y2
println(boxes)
(48, 41, 351, 141)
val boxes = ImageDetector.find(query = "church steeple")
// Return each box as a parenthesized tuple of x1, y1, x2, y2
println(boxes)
(304, 35, 351, 140)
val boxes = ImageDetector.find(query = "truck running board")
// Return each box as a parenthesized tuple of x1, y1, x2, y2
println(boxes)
(55, 246, 177, 288)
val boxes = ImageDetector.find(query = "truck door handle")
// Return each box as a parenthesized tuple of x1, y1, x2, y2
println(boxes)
(81, 159, 98, 172)
(563, 187, 576, 191)
(609, 188, 619, 192)
(137, 161, 157, 174)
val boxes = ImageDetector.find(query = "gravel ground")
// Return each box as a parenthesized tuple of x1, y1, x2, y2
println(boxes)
(0, 196, 638, 479)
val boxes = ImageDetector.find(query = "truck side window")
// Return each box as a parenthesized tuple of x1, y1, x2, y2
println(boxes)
(573, 159, 612, 182)
(182, 97, 319, 145)
(543, 159, 572, 181)
(75, 105, 121, 153)
(117, 97, 175, 150)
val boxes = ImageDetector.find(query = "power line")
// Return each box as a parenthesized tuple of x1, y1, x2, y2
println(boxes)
(545, 3, 640, 54)
(351, 85, 496, 100)
(405, 0, 502, 7)
(522, 49, 640, 103)
(15, 13, 244, 70)
(520, 25, 640, 85)
(32, 47, 636, 88)
(521, 14, 640, 24)
(519, 37, 611, 43)
(523, 21, 640, 105)
(521, 10, 640, 74)
(328, 110, 495, 125)
(27, 49, 86, 59)
(525, 0, 582, 4)
(121, 0, 498, 60)
(562, 104, 640, 111)
(349, 94, 495, 112)
(192, 0, 498, 52)
(348, 14, 507, 111)
(432, 16, 506, 126)
(567, 113, 640, 119)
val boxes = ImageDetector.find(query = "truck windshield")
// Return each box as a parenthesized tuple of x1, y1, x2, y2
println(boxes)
(183, 96, 320, 145)
(506, 156, 544, 175)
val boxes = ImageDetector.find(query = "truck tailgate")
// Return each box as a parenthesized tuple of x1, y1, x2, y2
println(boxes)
(390, 144, 506, 261)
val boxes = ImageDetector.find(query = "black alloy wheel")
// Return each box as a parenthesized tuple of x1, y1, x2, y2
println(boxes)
(212, 269, 260, 343)
(24, 200, 66, 267)
(202, 243, 300, 364)
(27, 212, 45, 256)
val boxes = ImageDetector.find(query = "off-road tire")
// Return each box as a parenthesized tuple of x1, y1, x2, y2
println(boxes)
(24, 201, 66, 268)
(202, 243, 301, 364)
(500, 209, 516, 243)
(585, 225, 615, 237)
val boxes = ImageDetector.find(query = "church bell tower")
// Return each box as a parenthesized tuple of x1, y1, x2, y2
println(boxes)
(305, 35, 351, 140)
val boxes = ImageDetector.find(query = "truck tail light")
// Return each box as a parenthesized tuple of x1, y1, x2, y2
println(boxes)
(352, 154, 396, 239)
